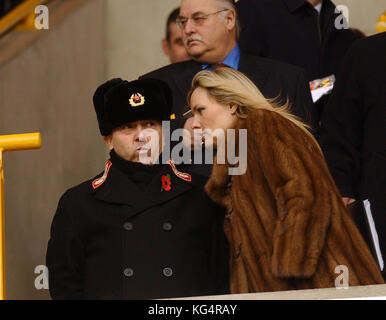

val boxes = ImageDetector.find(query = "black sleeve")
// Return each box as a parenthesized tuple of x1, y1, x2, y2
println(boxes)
(318, 44, 363, 198)
(296, 69, 319, 131)
(211, 207, 230, 295)
(46, 192, 85, 299)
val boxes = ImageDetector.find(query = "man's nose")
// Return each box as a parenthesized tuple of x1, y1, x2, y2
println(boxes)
(134, 126, 147, 142)
(184, 18, 196, 35)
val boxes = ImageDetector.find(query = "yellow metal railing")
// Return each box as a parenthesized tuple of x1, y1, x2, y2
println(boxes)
(0, 133, 42, 300)
(0, 0, 47, 36)
(376, 10, 386, 33)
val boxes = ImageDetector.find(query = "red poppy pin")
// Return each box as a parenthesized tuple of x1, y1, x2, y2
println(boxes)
(161, 174, 172, 192)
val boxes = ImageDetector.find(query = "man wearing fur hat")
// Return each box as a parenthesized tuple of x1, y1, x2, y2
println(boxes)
(46, 78, 229, 300)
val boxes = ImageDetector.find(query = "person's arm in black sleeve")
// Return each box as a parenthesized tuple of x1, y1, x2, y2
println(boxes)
(211, 206, 230, 295)
(46, 192, 85, 299)
(294, 69, 319, 133)
(318, 44, 363, 199)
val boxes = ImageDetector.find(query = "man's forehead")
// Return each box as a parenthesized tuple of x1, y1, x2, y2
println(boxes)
(180, 0, 218, 15)
(127, 120, 161, 126)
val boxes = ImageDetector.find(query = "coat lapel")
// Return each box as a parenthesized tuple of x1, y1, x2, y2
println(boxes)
(320, 0, 339, 49)
(125, 163, 196, 220)
(92, 161, 196, 221)
(92, 164, 144, 207)
(171, 60, 202, 111)
(238, 52, 269, 94)
(282, 0, 308, 13)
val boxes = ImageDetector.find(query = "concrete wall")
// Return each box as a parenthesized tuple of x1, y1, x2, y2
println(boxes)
(106, 0, 180, 81)
(0, 0, 106, 299)
(338, 0, 385, 35)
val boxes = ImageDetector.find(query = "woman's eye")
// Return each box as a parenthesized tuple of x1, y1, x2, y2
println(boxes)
(197, 107, 205, 114)
(146, 122, 154, 127)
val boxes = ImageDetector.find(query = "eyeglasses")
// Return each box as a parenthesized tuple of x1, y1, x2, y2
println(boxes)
(176, 9, 229, 29)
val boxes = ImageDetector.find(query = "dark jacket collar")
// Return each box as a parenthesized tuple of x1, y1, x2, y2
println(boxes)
(171, 60, 202, 112)
(171, 51, 268, 112)
(90, 160, 206, 220)
(320, 0, 340, 36)
(282, 0, 309, 12)
(282, 0, 341, 49)
(238, 51, 268, 89)
(282, 0, 336, 18)
(91, 163, 146, 207)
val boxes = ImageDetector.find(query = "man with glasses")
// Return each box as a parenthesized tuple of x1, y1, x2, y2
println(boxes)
(141, 0, 318, 131)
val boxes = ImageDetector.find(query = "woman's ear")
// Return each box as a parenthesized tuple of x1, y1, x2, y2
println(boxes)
(103, 135, 113, 150)
(229, 103, 238, 115)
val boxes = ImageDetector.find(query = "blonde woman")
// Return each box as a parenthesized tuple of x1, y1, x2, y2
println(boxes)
(186, 67, 384, 293)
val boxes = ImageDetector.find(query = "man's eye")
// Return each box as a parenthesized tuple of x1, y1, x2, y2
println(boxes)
(146, 122, 154, 127)
(193, 17, 205, 23)
(178, 19, 187, 26)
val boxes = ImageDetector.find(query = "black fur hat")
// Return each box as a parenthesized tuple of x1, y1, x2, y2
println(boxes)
(93, 78, 173, 136)
(93, 78, 123, 136)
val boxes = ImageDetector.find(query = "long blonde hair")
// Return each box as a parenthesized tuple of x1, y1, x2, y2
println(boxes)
(187, 67, 319, 150)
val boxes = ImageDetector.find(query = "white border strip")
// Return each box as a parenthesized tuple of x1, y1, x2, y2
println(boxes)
(363, 199, 384, 271)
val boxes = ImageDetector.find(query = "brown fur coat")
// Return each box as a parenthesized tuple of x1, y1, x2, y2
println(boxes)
(205, 109, 384, 293)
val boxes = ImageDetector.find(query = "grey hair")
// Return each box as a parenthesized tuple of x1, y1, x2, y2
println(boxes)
(215, 0, 241, 39)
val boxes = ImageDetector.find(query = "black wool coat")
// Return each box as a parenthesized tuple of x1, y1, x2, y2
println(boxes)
(237, 0, 361, 82)
(46, 158, 229, 300)
(236, 0, 362, 119)
(140, 51, 318, 130)
(319, 32, 386, 267)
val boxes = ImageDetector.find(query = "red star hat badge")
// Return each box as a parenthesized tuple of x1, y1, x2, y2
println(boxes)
(129, 93, 145, 107)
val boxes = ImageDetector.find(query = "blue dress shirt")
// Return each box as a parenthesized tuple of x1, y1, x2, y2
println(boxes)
(201, 44, 241, 71)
